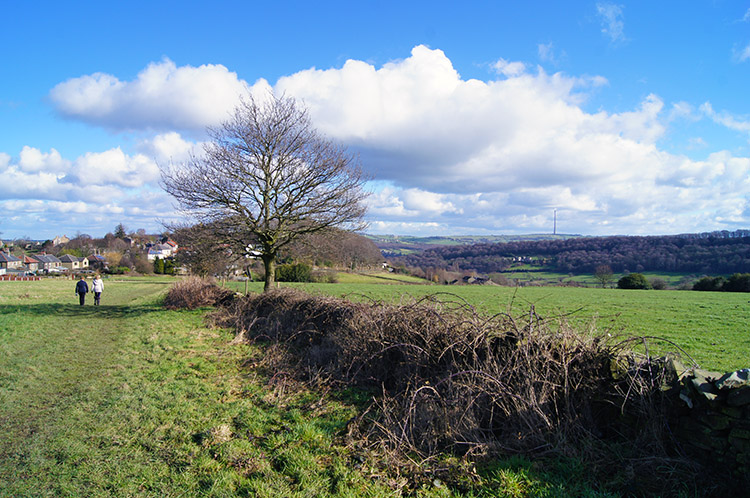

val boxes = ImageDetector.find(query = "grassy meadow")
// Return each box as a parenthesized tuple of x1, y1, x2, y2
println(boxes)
(1, 277, 622, 497)
(1, 275, 746, 496)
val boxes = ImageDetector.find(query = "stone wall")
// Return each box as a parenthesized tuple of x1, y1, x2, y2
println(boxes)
(672, 367, 750, 476)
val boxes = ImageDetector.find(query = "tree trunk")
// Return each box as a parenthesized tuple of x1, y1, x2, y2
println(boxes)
(262, 255, 276, 292)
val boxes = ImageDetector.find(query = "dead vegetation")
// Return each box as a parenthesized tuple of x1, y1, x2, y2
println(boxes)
(207, 287, 710, 495)
(163, 276, 237, 310)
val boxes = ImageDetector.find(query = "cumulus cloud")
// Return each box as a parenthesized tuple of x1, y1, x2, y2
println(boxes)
(0, 145, 175, 237)
(596, 3, 626, 43)
(27, 45, 750, 236)
(270, 45, 749, 234)
(49, 58, 256, 133)
(137, 132, 200, 164)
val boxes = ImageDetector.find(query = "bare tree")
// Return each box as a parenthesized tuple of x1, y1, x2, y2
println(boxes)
(161, 95, 369, 290)
(594, 264, 615, 288)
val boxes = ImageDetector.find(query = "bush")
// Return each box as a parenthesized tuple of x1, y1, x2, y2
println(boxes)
(617, 273, 651, 289)
(693, 276, 725, 291)
(723, 273, 750, 292)
(275, 262, 313, 282)
(163, 276, 236, 310)
(649, 277, 668, 290)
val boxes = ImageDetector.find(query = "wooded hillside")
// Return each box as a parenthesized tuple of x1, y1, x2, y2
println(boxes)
(387, 230, 750, 275)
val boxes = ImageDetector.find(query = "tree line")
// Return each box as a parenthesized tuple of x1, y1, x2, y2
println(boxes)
(390, 230, 750, 276)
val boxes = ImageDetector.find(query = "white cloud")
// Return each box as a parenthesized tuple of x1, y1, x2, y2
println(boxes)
(494, 58, 527, 77)
(0, 146, 172, 224)
(137, 132, 200, 164)
(537, 42, 565, 66)
(596, 3, 626, 43)
(700, 102, 750, 133)
(733, 43, 750, 63)
(22, 45, 750, 237)
(269, 45, 749, 234)
(63, 148, 159, 189)
(49, 58, 256, 133)
(18, 146, 70, 173)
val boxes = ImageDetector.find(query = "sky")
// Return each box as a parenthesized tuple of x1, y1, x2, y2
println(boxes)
(1, 1, 750, 240)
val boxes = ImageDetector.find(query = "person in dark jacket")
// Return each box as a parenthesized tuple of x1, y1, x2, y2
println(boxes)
(75, 276, 89, 305)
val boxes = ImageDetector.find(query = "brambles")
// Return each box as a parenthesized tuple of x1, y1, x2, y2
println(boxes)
(214, 288, 702, 494)
(163, 276, 237, 310)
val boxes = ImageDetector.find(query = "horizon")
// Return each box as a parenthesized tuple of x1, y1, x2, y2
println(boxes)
(2, 2, 749, 240)
(6, 228, 750, 246)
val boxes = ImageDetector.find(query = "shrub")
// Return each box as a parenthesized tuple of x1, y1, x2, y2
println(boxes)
(163, 276, 236, 310)
(649, 277, 668, 290)
(275, 262, 313, 282)
(617, 272, 651, 289)
(693, 276, 725, 291)
(722, 273, 750, 292)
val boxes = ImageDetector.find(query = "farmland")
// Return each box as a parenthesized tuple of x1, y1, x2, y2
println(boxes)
(1, 277, 624, 496)
(1, 276, 747, 496)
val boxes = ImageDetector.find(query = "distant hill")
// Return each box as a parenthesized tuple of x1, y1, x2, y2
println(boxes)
(368, 233, 580, 256)
(378, 230, 750, 276)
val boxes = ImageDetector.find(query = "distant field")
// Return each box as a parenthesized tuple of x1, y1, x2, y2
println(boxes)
(332, 270, 433, 285)
(229, 279, 749, 372)
(497, 269, 694, 287)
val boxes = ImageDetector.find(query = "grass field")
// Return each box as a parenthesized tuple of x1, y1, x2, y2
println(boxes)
(227, 279, 750, 372)
(0, 277, 622, 497)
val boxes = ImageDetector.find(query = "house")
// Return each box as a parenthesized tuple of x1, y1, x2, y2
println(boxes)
(147, 243, 177, 261)
(22, 255, 40, 273)
(35, 253, 63, 273)
(0, 251, 22, 270)
(52, 235, 70, 246)
(87, 254, 108, 270)
(59, 254, 89, 271)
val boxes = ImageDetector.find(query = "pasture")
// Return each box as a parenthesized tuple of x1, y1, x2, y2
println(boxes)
(0, 277, 618, 497)
(1, 276, 746, 496)
(228, 278, 750, 372)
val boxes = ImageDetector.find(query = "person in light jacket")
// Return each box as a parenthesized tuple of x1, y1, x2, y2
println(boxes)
(91, 274, 104, 305)
(75, 276, 88, 305)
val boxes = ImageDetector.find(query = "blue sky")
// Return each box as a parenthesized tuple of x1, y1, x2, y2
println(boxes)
(2, 1, 750, 240)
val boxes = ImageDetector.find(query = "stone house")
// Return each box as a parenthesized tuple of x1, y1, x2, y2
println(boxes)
(59, 254, 89, 271)
(0, 251, 22, 270)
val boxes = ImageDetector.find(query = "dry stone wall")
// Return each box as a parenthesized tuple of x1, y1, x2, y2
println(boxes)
(672, 367, 750, 477)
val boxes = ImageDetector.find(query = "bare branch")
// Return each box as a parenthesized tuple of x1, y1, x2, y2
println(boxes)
(160, 95, 369, 290)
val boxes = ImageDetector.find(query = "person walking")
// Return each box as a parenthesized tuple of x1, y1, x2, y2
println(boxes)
(91, 274, 104, 305)
(75, 275, 89, 306)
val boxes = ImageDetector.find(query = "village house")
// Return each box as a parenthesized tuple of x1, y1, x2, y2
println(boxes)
(58, 254, 89, 271)
(22, 255, 40, 273)
(52, 235, 70, 246)
(34, 253, 63, 273)
(147, 240, 178, 261)
(0, 251, 23, 270)
(87, 254, 108, 271)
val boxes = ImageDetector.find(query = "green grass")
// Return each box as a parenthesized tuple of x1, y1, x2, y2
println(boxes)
(0, 277, 618, 497)
(225, 280, 749, 372)
(333, 270, 433, 285)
